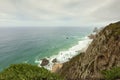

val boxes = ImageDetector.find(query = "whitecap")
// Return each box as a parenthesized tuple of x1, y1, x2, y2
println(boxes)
(36, 36, 92, 70)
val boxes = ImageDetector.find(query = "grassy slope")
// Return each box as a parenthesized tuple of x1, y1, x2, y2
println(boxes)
(0, 63, 64, 80)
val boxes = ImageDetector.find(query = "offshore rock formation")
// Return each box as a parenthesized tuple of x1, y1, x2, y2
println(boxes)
(59, 21, 120, 80)
(40, 58, 49, 66)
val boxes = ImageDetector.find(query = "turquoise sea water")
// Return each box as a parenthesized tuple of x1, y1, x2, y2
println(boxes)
(0, 27, 93, 71)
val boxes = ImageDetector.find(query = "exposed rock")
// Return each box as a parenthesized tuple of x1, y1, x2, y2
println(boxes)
(93, 27, 104, 33)
(40, 58, 49, 66)
(93, 27, 99, 33)
(51, 63, 63, 73)
(59, 21, 120, 80)
(66, 37, 69, 39)
(88, 34, 96, 39)
(52, 58, 57, 63)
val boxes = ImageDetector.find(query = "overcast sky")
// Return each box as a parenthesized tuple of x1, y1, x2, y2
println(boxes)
(0, 0, 119, 27)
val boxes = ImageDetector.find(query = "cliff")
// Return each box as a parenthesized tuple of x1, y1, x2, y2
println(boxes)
(59, 21, 120, 80)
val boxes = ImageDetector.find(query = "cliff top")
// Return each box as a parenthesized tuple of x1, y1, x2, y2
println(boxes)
(103, 21, 120, 36)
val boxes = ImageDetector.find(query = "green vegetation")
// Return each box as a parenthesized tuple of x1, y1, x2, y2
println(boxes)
(0, 63, 64, 80)
(104, 21, 120, 36)
(101, 67, 120, 80)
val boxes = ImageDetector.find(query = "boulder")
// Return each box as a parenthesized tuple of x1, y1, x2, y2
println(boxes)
(40, 58, 49, 66)
(52, 58, 57, 63)
(51, 63, 63, 73)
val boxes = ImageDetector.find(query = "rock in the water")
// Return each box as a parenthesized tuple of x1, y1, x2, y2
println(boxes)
(66, 37, 69, 39)
(52, 58, 57, 63)
(40, 58, 49, 66)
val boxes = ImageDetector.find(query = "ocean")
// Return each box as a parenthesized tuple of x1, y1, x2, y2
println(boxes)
(0, 27, 93, 71)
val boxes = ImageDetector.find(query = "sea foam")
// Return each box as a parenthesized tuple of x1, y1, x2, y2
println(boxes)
(35, 36, 92, 70)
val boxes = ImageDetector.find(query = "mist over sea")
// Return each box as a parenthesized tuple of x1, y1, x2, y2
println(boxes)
(0, 27, 93, 71)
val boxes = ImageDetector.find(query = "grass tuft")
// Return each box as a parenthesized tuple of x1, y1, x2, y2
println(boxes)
(101, 67, 120, 80)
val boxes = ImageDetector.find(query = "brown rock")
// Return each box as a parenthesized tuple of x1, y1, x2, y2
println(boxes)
(51, 63, 63, 73)
(40, 58, 49, 66)
(59, 21, 120, 80)
(52, 58, 57, 63)
(88, 34, 96, 39)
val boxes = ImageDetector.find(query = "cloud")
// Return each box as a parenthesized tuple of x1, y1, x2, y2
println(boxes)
(0, 0, 119, 27)
(91, 0, 120, 22)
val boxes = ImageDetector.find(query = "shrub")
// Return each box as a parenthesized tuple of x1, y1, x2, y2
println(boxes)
(101, 67, 120, 80)
(0, 63, 64, 80)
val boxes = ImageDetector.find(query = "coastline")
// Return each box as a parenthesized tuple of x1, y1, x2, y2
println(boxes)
(37, 36, 93, 71)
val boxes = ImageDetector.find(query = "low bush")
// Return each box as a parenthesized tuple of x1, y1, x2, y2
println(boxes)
(101, 67, 120, 80)
(0, 63, 64, 80)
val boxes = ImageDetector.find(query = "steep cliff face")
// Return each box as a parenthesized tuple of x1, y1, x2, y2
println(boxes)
(59, 21, 120, 80)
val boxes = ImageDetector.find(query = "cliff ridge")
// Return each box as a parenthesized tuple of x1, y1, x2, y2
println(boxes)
(59, 21, 120, 80)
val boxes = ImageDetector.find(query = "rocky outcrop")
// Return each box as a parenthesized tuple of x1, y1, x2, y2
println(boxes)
(52, 58, 57, 63)
(51, 63, 63, 73)
(59, 21, 120, 80)
(40, 58, 49, 66)
(88, 34, 96, 39)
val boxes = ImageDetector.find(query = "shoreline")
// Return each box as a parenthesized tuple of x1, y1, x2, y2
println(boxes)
(36, 36, 93, 71)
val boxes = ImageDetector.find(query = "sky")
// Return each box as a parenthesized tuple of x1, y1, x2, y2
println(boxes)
(0, 0, 120, 27)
